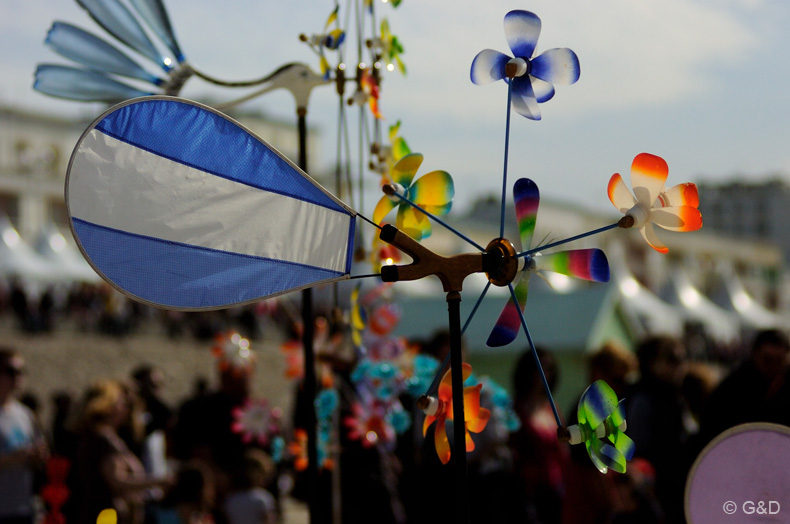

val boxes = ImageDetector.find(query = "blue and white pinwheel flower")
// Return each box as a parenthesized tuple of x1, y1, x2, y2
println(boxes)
(470, 10, 580, 120)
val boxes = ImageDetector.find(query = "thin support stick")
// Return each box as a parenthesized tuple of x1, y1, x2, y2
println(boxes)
(509, 283, 563, 429)
(387, 190, 485, 252)
(356, 212, 382, 230)
(500, 81, 513, 239)
(348, 273, 381, 280)
(423, 281, 491, 398)
(518, 222, 620, 258)
(447, 291, 470, 523)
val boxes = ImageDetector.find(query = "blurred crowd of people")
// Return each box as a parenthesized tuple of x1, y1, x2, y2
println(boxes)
(1, 280, 277, 340)
(2, 323, 790, 524)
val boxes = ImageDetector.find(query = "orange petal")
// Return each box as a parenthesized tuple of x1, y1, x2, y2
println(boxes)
(652, 206, 702, 232)
(463, 384, 482, 420)
(631, 153, 668, 207)
(639, 222, 669, 254)
(465, 429, 476, 452)
(608, 173, 635, 213)
(434, 420, 451, 465)
(466, 407, 491, 434)
(658, 182, 699, 208)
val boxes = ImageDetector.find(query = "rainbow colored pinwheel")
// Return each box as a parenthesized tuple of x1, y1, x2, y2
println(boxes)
(487, 178, 610, 347)
(566, 380, 635, 474)
(231, 398, 283, 446)
(35, 0, 188, 102)
(421, 363, 490, 465)
(373, 153, 454, 241)
(608, 153, 702, 254)
(470, 10, 580, 120)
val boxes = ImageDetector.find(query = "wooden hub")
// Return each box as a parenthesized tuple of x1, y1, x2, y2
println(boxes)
(484, 238, 518, 286)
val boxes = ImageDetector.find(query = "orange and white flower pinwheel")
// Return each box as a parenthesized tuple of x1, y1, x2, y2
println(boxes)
(608, 153, 702, 254)
(421, 363, 490, 465)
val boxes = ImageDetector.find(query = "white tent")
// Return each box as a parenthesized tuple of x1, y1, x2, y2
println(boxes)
(33, 223, 101, 283)
(0, 215, 62, 282)
(662, 268, 740, 344)
(713, 264, 785, 330)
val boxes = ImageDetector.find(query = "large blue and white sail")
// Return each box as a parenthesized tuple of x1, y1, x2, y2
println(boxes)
(66, 96, 356, 310)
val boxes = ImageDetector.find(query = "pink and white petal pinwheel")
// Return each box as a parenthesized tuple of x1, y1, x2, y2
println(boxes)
(608, 153, 702, 254)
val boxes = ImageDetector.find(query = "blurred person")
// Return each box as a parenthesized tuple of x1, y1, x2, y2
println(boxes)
(508, 347, 567, 524)
(71, 379, 170, 524)
(154, 460, 216, 524)
(172, 335, 257, 508)
(132, 366, 174, 475)
(626, 335, 689, 524)
(0, 347, 48, 524)
(699, 329, 790, 444)
(562, 342, 637, 524)
(223, 449, 277, 524)
(49, 391, 77, 459)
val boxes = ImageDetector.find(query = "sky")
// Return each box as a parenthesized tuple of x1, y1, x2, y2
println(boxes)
(2, 0, 790, 217)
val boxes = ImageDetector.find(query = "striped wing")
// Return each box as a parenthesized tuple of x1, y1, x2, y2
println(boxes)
(67, 96, 356, 310)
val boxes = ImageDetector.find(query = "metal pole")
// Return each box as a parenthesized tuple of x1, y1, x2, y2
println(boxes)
(298, 108, 323, 524)
(447, 290, 470, 523)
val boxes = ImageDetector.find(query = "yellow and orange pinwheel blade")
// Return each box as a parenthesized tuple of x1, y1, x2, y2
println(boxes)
(391, 153, 422, 188)
(409, 169, 454, 209)
(659, 182, 699, 208)
(373, 194, 398, 226)
(396, 204, 431, 241)
(434, 418, 452, 464)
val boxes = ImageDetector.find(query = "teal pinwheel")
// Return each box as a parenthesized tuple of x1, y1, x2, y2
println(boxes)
(35, 0, 189, 102)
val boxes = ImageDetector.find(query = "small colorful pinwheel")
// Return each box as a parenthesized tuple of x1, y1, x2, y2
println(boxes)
(470, 10, 580, 120)
(300, 6, 346, 79)
(420, 363, 490, 465)
(562, 380, 635, 474)
(231, 398, 283, 446)
(350, 284, 367, 349)
(373, 153, 454, 241)
(374, 18, 406, 74)
(344, 400, 395, 448)
(280, 317, 340, 387)
(487, 178, 610, 347)
(608, 153, 703, 254)
(212, 331, 255, 375)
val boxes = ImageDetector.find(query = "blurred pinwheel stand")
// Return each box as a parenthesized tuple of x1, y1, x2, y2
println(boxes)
(33, 2, 703, 524)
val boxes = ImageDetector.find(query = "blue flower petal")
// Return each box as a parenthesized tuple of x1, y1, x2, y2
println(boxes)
(504, 10, 541, 60)
(470, 49, 510, 85)
(531, 48, 581, 85)
(510, 76, 541, 120)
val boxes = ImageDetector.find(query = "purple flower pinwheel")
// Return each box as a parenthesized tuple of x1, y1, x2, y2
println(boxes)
(471, 10, 580, 120)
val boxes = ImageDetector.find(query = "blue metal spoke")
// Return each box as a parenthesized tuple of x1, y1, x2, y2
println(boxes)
(509, 283, 563, 429)
(518, 222, 619, 258)
(500, 82, 513, 239)
(388, 190, 486, 252)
